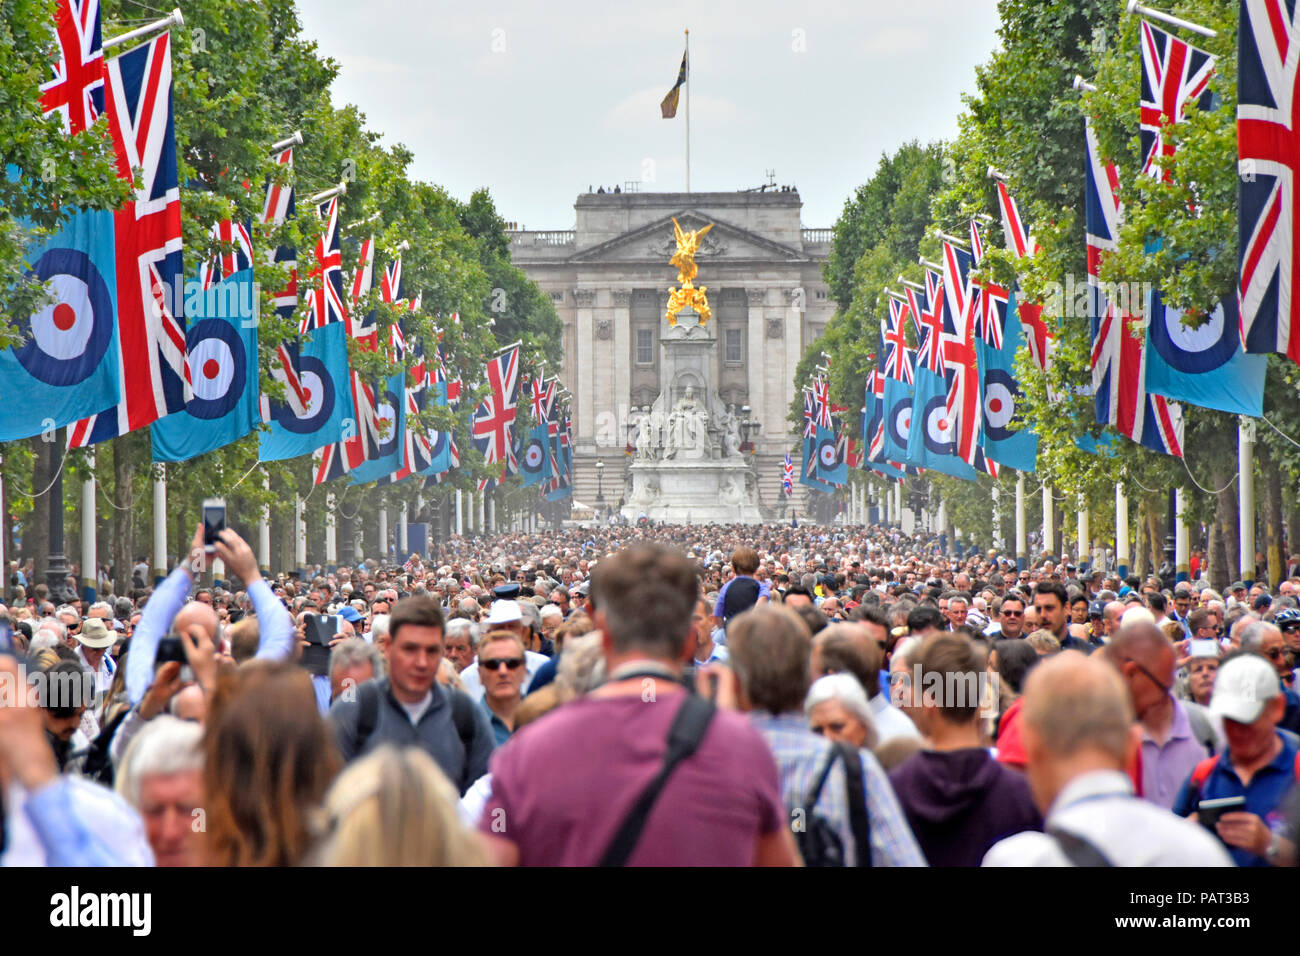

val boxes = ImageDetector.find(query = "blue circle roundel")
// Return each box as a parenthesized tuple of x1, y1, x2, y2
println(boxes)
(18, 248, 115, 386)
(982, 368, 1021, 443)
(272, 356, 335, 434)
(1149, 296, 1237, 374)
(922, 394, 957, 455)
(186, 319, 247, 420)
(523, 438, 545, 476)
(375, 388, 401, 456)
(886, 397, 913, 451)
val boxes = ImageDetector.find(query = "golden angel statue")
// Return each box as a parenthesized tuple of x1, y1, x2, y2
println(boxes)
(666, 217, 714, 326)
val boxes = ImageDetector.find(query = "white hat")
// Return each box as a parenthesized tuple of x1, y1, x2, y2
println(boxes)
(485, 600, 522, 626)
(1209, 654, 1281, 725)
(76, 617, 115, 650)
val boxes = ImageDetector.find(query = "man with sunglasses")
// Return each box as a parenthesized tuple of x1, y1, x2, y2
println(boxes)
(1104, 621, 1212, 810)
(477, 629, 528, 745)
(1242, 620, 1300, 735)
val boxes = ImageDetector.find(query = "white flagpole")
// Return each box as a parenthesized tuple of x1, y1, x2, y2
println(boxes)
(81, 451, 96, 602)
(1239, 418, 1256, 586)
(103, 8, 183, 50)
(685, 28, 691, 194)
(1126, 1, 1217, 39)
(152, 464, 167, 581)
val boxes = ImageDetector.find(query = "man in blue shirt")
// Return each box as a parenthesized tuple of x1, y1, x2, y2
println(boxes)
(1171, 654, 1298, 867)
(713, 547, 770, 619)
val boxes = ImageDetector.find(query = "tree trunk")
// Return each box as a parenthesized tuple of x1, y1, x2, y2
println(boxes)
(1208, 515, 1229, 592)
(27, 436, 49, 590)
(1261, 445, 1285, 587)
(1134, 499, 1148, 579)
(111, 438, 132, 595)
(1215, 470, 1239, 582)
(1286, 496, 1300, 567)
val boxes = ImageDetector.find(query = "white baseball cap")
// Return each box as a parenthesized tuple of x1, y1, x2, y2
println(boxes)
(1209, 654, 1281, 725)
(485, 600, 522, 626)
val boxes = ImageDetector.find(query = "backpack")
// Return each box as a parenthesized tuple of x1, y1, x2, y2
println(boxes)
(354, 681, 477, 785)
(1185, 749, 1300, 806)
(81, 706, 132, 786)
(793, 742, 873, 867)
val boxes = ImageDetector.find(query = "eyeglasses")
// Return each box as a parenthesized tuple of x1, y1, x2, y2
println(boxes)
(1264, 647, 1285, 660)
(1125, 658, 1171, 694)
(1002, 609, 1023, 617)
(481, 657, 524, 671)
(1280, 623, 1300, 634)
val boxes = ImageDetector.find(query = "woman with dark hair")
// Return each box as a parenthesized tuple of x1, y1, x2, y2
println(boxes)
(204, 660, 341, 866)
(990, 638, 1041, 770)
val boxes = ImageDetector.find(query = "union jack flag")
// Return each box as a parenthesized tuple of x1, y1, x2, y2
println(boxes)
(782, 452, 794, 495)
(813, 377, 834, 428)
(883, 301, 915, 383)
(39, 0, 105, 136)
(69, 30, 187, 448)
(198, 218, 253, 290)
(867, 366, 887, 463)
(803, 388, 817, 439)
(262, 146, 297, 322)
(906, 271, 945, 375)
(1141, 20, 1215, 182)
(940, 240, 985, 469)
(313, 371, 379, 485)
(380, 340, 434, 485)
(346, 235, 377, 346)
(471, 345, 520, 466)
(1238, 0, 1300, 361)
(302, 197, 347, 333)
(1085, 117, 1184, 456)
(261, 146, 306, 420)
(994, 180, 1051, 370)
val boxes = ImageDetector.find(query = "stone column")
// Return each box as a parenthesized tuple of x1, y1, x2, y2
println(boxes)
(574, 288, 596, 445)
(612, 290, 631, 456)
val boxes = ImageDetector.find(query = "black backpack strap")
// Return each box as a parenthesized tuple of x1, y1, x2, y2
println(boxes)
(803, 743, 843, 811)
(838, 744, 873, 868)
(1048, 826, 1114, 867)
(447, 689, 477, 767)
(354, 680, 381, 752)
(598, 694, 716, 867)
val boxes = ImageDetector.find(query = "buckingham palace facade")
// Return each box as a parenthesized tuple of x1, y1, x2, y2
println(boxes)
(507, 188, 834, 517)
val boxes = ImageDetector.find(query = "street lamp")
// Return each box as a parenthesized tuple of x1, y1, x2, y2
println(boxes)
(595, 458, 605, 507)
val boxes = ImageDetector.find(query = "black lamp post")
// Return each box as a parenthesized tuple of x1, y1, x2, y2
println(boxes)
(595, 458, 605, 508)
(46, 430, 75, 604)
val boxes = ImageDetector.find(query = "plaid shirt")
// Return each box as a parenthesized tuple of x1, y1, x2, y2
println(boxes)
(749, 712, 926, 867)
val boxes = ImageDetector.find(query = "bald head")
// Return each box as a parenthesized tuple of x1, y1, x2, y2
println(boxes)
(173, 601, 219, 643)
(1105, 621, 1174, 671)
(1022, 651, 1134, 764)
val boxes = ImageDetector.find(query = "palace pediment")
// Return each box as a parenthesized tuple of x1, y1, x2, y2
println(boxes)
(567, 210, 811, 265)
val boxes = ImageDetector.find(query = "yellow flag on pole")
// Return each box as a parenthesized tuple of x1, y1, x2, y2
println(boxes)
(660, 47, 687, 118)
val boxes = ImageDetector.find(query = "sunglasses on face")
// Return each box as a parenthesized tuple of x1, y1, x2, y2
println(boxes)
(1264, 647, 1285, 660)
(1280, 623, 1300, 633)
(1002, 609, 1023, 617)
(481, 657, 524, 671)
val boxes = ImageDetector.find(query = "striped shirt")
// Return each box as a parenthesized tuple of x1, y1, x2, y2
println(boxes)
(748, 712, 927, 866)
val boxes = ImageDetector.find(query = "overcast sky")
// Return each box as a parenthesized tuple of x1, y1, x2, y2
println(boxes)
(298, 0, 1002, 231)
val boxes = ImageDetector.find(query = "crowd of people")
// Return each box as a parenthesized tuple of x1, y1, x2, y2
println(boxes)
(1, 519, 1298, 867)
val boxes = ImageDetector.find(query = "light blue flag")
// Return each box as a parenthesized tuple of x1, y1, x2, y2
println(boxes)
(907, 367, 977, 480)
(259, 322, 357, 461)
(518, 422, 551, 487)
(881, 377, 916, 466)
(815, 424, 847, 486)
(799, 434, 834, 491)
(0, 207, 123, 441)
(977, 287, 1039, 472)
(349, 372, 406, 484)
(545, 433, 572, 501)
(152, 268, 259, 462)
(1145, 289, 1265, 417)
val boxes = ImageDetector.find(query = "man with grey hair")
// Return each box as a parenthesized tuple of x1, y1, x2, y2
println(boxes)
(329, 637, 384, 703)
(983, 652, 1231, 866)
(1240, 620, 1300, 734)
(443, 617, 478, 673)
(116, 715, 205, 867)
(369, 613, 391, 655)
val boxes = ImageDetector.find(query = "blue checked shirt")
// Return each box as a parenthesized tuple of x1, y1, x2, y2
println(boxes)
(749, 712, 927, 867)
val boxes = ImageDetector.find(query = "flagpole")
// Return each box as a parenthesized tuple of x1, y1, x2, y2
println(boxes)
(1125, 1, 1217, 39)
(103, 7, 183, 51)
(685, 28, 691, 194)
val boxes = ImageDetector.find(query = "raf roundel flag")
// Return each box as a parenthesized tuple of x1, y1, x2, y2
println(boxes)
(151, 267, 260, 461)
(258, 320, 357, 461)
(0, 206, 123, 442)
(349, 372, 406, 484)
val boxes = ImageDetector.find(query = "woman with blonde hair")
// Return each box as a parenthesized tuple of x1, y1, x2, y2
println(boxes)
(204, 659, 341, 866)
(316, 745, 490, 866)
